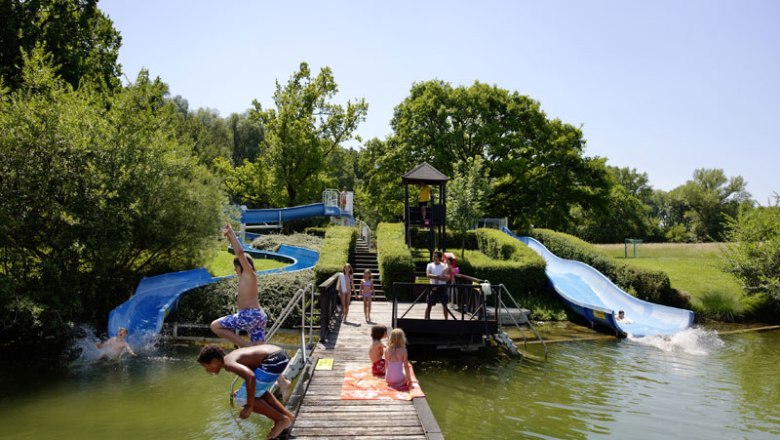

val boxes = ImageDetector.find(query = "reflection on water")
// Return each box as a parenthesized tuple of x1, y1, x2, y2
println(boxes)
(414, 328, 780, 440)
(1, 328, 778, 439)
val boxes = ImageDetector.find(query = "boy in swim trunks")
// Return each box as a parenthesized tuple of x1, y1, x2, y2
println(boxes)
(210, 223, 291, 399)
(198, 344, 296, 439)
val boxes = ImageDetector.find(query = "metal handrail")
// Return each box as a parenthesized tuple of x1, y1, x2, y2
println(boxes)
(497, 284, 547, 359)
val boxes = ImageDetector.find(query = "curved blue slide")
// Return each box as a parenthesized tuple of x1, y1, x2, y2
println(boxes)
(502, 228, 694, 337)
(107, 244, 318, 345)
(242, 202, 353, 226)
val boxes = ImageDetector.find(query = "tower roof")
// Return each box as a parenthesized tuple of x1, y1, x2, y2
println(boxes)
(401, 162, 449, 183)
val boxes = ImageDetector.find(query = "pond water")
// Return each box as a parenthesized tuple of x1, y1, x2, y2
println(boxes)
(1, 328, 778, 439)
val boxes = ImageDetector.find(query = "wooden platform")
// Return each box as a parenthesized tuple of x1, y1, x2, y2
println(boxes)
(288, 301, 444, 439)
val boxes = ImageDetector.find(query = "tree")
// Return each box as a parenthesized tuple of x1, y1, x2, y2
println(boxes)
(0, 51, 225, 344)
(0, 0, 122, 90)
(251, 62, 368, 207)
(724, 198, 780, 306)
(448, 156, 490, 257)
(670, 169, 752, 241)
(361, 80, 611, 230)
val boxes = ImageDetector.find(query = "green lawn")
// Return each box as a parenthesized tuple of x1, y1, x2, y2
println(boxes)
(205, 250, 287, 277)
(593, 243, 743, 302)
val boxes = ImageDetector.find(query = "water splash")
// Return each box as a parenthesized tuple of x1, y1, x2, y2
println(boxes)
(628, 326, 724, 355)
(65, 324, 159, 367)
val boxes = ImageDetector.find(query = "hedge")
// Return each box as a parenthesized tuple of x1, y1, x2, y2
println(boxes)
(376, 223, 414, 298)
(408, 227, 478, 251)
(456, 249, 547, 298)
(313, 226, 356, 285)
(530, 228, 690, 308)
(304, 227, 328, 237)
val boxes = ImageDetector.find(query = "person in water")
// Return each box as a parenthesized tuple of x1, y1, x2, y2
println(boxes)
(198, 344, 296, 439)
(616, 310, 633, 324)
(96, 327, 136, 360)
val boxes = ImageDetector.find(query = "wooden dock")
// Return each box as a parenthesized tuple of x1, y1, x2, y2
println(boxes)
(288, 301, 443, 440)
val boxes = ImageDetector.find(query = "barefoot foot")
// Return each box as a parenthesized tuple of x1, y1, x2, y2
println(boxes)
(267, 415, 293, 439)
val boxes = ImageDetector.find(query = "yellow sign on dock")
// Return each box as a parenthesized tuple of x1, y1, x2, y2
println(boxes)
(316, 358, 334, 370)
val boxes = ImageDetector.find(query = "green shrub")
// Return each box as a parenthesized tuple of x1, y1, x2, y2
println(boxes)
(695, 289, 744, 322)
(457, 249, 547, 297)
(304, 227, 328, 238)
(313, 226, 356, 285)
(409, 227, 478, 251)
(530, 229, 691, 308)
(173, 269, 315, 329)
(377, 223, 414, 298)
(251, 233, 323, 252)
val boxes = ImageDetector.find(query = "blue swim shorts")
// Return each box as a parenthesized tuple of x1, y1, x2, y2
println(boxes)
(234, 350, 290, 406)
(219, 308, 268, 343)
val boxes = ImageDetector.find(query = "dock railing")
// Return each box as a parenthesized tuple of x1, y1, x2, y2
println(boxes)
(317, 272, 341, 342)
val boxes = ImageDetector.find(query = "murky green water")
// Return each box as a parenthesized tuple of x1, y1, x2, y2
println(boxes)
(416, 328, 780, 439)
(1, 328, 778, 439)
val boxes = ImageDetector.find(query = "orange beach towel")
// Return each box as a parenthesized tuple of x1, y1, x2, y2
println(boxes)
(340, 364, 425, 400)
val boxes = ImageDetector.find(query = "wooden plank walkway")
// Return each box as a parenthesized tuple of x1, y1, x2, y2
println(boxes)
(288, 301, 443, 440)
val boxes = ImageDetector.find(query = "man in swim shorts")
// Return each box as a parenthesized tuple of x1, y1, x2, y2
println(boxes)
(198, 344, 296, 439)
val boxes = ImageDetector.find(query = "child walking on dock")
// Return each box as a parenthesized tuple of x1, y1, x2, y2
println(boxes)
(385, 328, 412, 390)
(369, 325, 387, 376)
(360, 269, 375, 323)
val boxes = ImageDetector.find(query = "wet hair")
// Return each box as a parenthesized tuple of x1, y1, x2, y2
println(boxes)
(233, 254, 255, 271)
(388, 328, 407, 349)
(197, 344, 225, 364)
(363, 269, 372, 278)
(343, 263, 353, 274)
(371, 325, 387, 341)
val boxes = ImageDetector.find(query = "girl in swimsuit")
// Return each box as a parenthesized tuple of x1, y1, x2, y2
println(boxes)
(384, 328, 412, 390)
(360, 269, 375, 323)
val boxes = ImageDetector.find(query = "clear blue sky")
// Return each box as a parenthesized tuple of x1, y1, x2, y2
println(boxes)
(100, 0, 779, 204)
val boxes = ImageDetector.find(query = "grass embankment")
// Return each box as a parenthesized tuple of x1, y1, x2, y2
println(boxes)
(594, 243, 746, 320)
(205, 250, 287, 277)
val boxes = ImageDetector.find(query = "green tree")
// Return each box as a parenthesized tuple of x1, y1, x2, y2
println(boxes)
(670, 168, 752, 241)
(448, 156, 490, 257)
(251, 62, 368, 206)
(0, 0, 122, 90)
(362, 80, 610, 230)
(724, 198, 780, 306)
(0, 51, 225, 344)
(227, 112, 264, 164)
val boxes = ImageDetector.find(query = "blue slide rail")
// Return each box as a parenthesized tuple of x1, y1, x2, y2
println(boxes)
(502, 227, 694, 337)
(241, 202, 353, 226)
(107, 245, 319, 345)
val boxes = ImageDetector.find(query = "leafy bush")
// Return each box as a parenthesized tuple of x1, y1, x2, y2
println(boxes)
(530, 229, 691, 308)
(172, 269, 316, 329)
(313, 226, 356, 285)
(377, 223, 414, 298)
(695, 289, 744, 322)
(304, 227, 328, 237)
(408, 227, 478, 251)
(457, 249, 547, 298)
(251, 233, 323, 252)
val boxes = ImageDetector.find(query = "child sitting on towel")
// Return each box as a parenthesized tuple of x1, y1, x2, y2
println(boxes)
(385, 328, 412, 390)
(369, 325, 387, 376)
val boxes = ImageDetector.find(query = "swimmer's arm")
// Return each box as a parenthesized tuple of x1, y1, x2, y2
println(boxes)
(223, 223, 254, 275)
(123, 342, 137, 357)
(402, 351, 412, 386)
(225, 359, 256, 415)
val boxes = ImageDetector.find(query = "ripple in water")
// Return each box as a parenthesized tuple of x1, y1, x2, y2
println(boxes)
(66, 324, 160, 367)
(627, 326, 724, 355)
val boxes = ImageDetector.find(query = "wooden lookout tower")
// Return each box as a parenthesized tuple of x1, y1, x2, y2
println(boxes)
(402, 163, 449, 259)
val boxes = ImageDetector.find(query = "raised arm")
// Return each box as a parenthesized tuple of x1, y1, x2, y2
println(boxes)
(223, 223, 254, 275)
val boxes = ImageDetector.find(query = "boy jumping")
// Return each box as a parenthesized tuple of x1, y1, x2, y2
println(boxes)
(198, 344, 295, 439)
(210, 223, 291, 399)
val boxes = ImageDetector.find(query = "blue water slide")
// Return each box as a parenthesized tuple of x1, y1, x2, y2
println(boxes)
(502, 228, 694, 337)
(241, 202, 352, 225)
(107, 245, 319, 345)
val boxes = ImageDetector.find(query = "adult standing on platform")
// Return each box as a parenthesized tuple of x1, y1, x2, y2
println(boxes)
(424, 251, 449, 320)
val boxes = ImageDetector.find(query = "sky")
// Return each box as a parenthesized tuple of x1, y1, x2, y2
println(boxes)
(100, 0, 779, 204)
